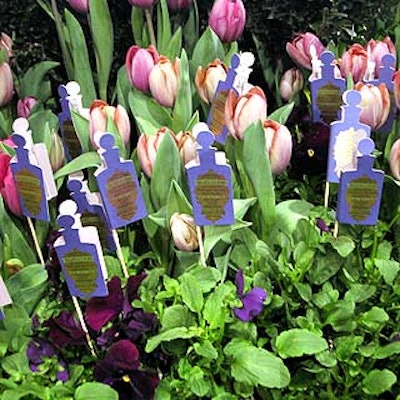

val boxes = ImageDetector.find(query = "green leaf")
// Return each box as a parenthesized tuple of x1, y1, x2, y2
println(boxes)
(116, 66, 131, 112)
(276, 329, 328, 358)
(165, 27, 182, 60)
(362, 369, 397, 395)
(268, 102, 294, 124)
(0, 198, 36, 265)
(1, 351, 31, 381)
(375, 259, 400, 285)
(54, 151, 101, 181)
(166, 180, 193, 225)
(373, 342, 400, 359)
(89, 0, 113, 101)
(179, 273, 204, 313)
(193, 340, 218, 360)
(224, 339, 290, 388)
(157, 0, 172, 55)
(191, 27, 225, 70)
(308, 250, 343, 285)
(161, 305, 196, 330)
(28, 110, 59, 145)
(203, 283, 234, 329)
(328, 236, 355, 257)
(71, 110, 91, 153)
(188, 366, 210, 397)
(75, 382, 119, 400)
(188, 265, 221, 293)
(360, 306, 389, 330)
(65, 10, 96, 105)
(145, 327, 198, 352)
(233, 198, 257, 220)
(131, 6, 146, 47)
(242, 121, 275, 236)
(344, 284, 376, 303)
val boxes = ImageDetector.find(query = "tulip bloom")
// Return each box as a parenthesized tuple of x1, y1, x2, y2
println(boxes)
(170, 213, 198, 251)
(339, 43, 368, 83)
(393, 70, 400, 109)
(367, 37, 396, 79)
(67, 0, 88, 13)
(263, 119, 293, 174)
(0, 138, 21, 216)
(125, 45, 159, 93)
(354, 82, 390, 130)
(128, 0, 157, 8)
(286, 32, 325, 70)
(0, 62, 13, 107)
(279, 68, 304, 101)
(137, 127, 177, 177)
(175, 130, 198, 165)
(149, 56, 180, 108)
(195, 59, 228, 104)
(89, 100, 130, 149)
(389, 138, 400, 180)
(225, 86, 267, 140)
(17, 96, 37, 118)
(167, 0, 192, 9)
(0, 33, 13, 62)
(208, 0, 246, 43)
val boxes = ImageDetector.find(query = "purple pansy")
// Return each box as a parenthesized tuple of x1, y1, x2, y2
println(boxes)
(233, 270, 267, 322)
(94, 339, 159, 400)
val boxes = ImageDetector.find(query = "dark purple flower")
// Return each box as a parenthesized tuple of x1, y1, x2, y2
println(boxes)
(233, 270, 267, 322)
(45, 310, 86, 348)
(45, 230, 63, 286)
(121, 309, 157, 342)
(316, 218, 330, 233)
(27, 338, 69, 382)
(94, 339, 159, 400)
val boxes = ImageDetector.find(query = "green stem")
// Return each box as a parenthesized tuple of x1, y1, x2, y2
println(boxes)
(145, 8, 157, 48)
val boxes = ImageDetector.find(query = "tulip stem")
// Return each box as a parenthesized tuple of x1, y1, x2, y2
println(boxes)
(196, 226, 206, 267)
(145, 9, 157, 48)
(27, 217, 45, 266)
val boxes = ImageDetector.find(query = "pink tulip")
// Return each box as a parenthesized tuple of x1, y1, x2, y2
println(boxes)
(167, 0, 192, 9)
(0, 62, 13, 107)
(128, 0, 157, 8)
(389, 138, 400, 180)
(286, 32, 325, 70)
(89, 100, 131, 149)
(0, 138, 21, 216)
(175, 130, 198, 165)
(0, 33, 13, 62)
(279, 68, 304, 101)
(354, 82, 390, 130)
(195, 59, 228, 104)
(17, 96, 37, 118)
(149, 56, 180, 108)
(137, 127, 177, 177)
(170, 212, 198, 251)
(125, 45, 159, 92)
(339, 43, 368, 83)
(225, 86, 267, 140)
(208, 0, 246, 43)
(263, 119, 293, 174)
(67, 0, 88, 13)
(367, 37, 396, 79)
(393, 70, 400, 109)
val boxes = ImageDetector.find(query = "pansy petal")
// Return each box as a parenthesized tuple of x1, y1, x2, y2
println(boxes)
(234, 287, 267, 322)
(105, 339, 140, 371)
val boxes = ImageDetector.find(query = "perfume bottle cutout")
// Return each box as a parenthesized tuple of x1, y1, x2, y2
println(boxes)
(58, 81, 83, 160)
(310, 51, 346, 124)
(186, 124, 234, 225)
(54, 200, 108, 299)
(10, 118, 57, 221)
(233, 52, 255, 95)
(0, 275, 12, 320)
(68, 174, 116, 251)
(337, 138, 383, 225)
(327, 90, 371, 184)
(94, 132, 147, 229)
(207, 53, 240, 144)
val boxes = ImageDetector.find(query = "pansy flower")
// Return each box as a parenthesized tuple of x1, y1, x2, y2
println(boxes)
(233, 270, 267, 322)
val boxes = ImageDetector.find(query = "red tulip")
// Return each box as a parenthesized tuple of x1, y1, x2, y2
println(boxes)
(339, 43, 368, 83)
(17, 96, 37, 119)
(67, 0, 88, 13)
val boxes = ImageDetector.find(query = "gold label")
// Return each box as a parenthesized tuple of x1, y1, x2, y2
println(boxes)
(81, 212, 108, 248)
(195, 170, 229, 222)
(346, 175, 377, 221)
(14, 168, 43, 216)
(106, 170, 137, 221)
(209, 90, 229, 136)
(317, 83, 342, 124)
(63, 121, 81, 159)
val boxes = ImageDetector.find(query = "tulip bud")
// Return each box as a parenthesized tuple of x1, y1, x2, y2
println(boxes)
(225, 86, 267, 140)
(17, 96, 37, 118)
(125, 45, 159, 92)
(367, 37, 396, 79)
(208, 0, 246, 43)
(89, 100, 131, 149)
(5, 258, 24, 275)
(128, 0, 157, 8)
(279, 68, 304, 101)
(339, 43, 368, 83)
(49, 130, 65, 172)
(175, 130, 198, 165)
(0, 33, 13, 62)
(390, 138, 400, 180)
(149, 56, 180, 107)
(167, 0, 192, 9)
(0, 62, 13, 107)
(67, 0, 88, 13)
(137, 127, 177, 177)
(354, 82, 390, 130)
(195, 59, 228, 104)
(263, 119, 292, 174)
(286, 32, 325, 70)
(170, 212, 198, 251)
